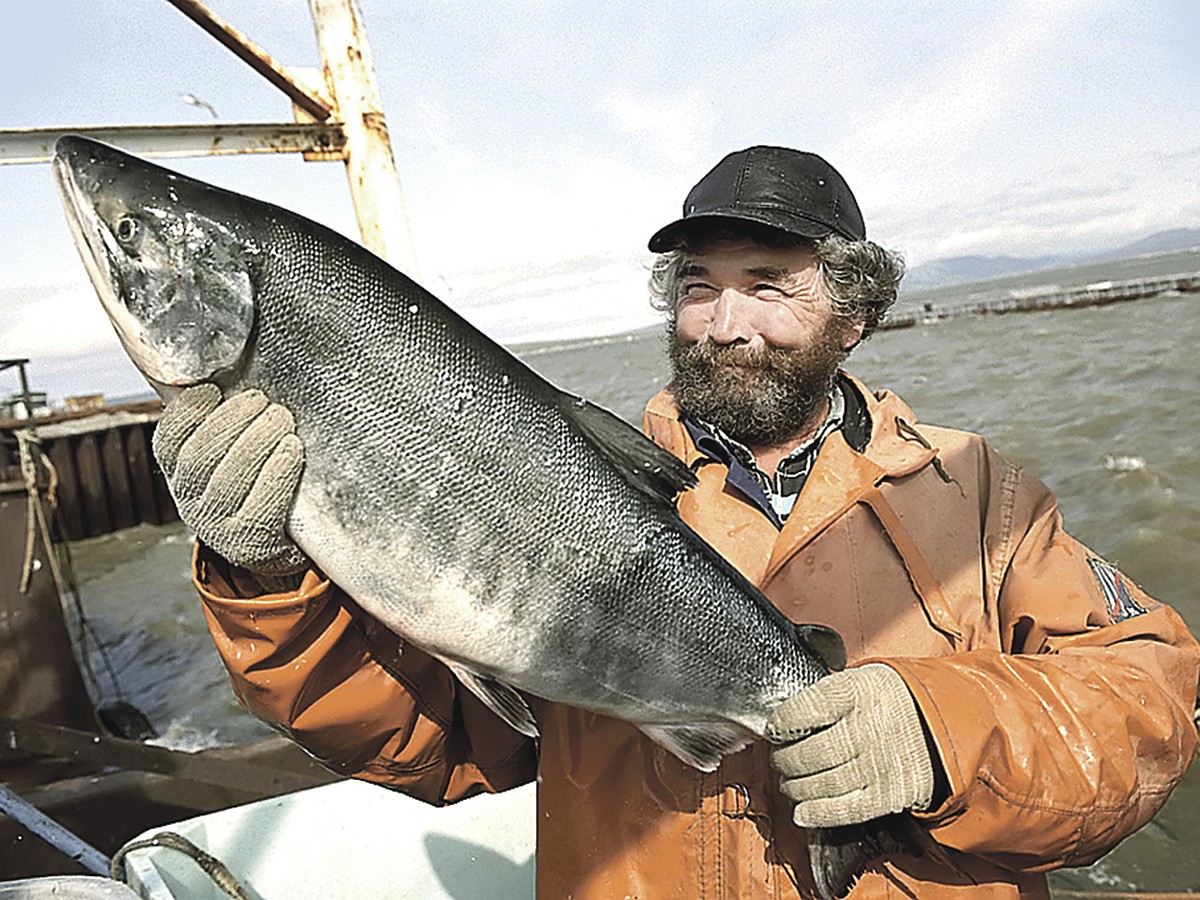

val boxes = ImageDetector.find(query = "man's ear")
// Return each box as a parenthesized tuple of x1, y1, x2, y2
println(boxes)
(840, 319, 866, 351)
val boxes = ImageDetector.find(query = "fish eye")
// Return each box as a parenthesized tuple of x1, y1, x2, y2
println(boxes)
(115, 216, 140, 243)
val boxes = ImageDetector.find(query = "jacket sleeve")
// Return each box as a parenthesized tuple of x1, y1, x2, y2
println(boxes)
(193, 544, 537, 805)
(886, 463, 1199, 872)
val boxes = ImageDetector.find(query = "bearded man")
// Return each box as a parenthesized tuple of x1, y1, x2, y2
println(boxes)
(157, 146, 1199, 898)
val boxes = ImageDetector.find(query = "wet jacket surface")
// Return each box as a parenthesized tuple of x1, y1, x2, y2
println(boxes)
(195, 374, 1199, 898)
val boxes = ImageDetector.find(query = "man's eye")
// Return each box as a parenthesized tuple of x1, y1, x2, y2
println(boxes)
(754, 284, 790, 297)
(681, 283, 716, 299)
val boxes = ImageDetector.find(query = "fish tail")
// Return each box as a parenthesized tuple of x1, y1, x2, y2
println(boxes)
(808, 813, 932, 900)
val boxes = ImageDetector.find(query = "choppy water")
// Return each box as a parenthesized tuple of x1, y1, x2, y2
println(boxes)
(65, 255, 1199, 892)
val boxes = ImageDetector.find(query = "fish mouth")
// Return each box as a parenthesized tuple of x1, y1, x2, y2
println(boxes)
(53, 149, 124, 325)
(53, 141, 178, 389)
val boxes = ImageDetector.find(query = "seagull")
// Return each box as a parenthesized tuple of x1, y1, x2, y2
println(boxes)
(180, 93, 219, 119)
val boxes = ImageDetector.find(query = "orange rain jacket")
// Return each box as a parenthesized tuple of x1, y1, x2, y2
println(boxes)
(196, 374, 1199, 898)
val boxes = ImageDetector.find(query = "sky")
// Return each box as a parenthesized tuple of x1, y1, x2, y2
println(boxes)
(2, 0, 1199, 403)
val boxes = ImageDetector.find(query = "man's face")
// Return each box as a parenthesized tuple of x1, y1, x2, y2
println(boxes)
(669, 240, 863, 447)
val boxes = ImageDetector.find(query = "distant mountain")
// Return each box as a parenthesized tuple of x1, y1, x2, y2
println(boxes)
(903, 228, 1200, 290)
(902, 254, 1071, 290)
(1090, 228, 1200, 261)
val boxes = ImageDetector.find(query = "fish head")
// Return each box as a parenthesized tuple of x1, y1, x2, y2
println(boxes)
(53, 136, 257, 390)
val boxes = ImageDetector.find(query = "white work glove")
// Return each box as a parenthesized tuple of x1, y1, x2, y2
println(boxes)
(765, 664, 935, 828)
(153, 384, 309, 575)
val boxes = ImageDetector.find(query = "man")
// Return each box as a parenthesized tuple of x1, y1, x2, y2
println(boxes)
(157, 146, 1199, 898)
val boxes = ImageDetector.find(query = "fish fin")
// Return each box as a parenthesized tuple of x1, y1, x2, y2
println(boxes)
(794, 623, 846, 673)
(557, 393, 698, 501)
(446, 663, 540, 738)
(640, 723, 752, 772)
(808, 814, 936, 900)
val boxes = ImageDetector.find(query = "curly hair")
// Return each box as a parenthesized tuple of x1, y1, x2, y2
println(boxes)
(648, 226, 905, 341)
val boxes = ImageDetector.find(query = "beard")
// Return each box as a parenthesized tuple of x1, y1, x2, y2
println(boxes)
(667, 322, 848, 447)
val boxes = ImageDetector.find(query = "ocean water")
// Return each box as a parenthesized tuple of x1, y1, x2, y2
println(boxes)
(64, 255, 1200, 892)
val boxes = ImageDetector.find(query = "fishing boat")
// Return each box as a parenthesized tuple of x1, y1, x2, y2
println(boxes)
(0, 388, 533, 897)
(0, 0, 414, 882)
(0, 400, 342, 885)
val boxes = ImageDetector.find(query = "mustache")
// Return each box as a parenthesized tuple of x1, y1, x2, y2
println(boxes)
(666, 331, 847, 446)
(674, 341, 795, 372)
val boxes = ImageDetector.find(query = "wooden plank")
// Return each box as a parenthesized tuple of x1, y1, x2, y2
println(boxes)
(0, 717, 339, 796)
(73, 435, 110, 539)
(124, 423, 162, 525)
(100, 427, 137, 532)
(150, 454, 180, 526)
(44, 439, 84, 542)
(0, 490, 96, 732)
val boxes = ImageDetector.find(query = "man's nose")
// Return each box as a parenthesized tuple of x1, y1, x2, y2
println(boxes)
(707, 288, 754, 344)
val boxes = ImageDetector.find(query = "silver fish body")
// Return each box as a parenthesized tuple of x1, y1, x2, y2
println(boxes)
(54, 136, 918, 898)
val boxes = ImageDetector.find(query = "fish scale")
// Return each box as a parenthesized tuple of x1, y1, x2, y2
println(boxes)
(53, 135, 920, 899)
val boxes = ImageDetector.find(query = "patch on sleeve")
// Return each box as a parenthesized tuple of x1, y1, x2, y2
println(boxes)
(1087, 557, 1148, 622)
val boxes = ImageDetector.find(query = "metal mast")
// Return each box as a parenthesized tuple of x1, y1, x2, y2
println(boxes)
(307, 0, 419, 275)
(0, 0, 419, 274)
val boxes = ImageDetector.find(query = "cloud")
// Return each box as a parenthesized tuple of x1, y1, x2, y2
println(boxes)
(6, 0, 1198, 374)
(866, 2, 1098, 149)
(0, 284, 149, 403)
(889, 141, 1200, 261)
(2, 284, 119, 359)
(407, 149, 675, 278)
(441, 252, 662, 344)
(601, 91, 714, 168)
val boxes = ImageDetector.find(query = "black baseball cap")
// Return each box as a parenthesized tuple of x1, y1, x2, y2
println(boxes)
(647, 145, 865, 251)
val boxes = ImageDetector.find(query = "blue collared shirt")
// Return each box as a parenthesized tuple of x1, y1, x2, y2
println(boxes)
(683, 384, 846, 529)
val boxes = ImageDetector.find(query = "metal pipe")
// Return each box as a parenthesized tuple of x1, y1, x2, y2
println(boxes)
(0, 122, 346, 166)
(307, 0, 420, 276)
(163, 0, 334, 122)
(0, 782, 111, 876)
(1, 359, 33, 418)
(14, 362, 33, 419)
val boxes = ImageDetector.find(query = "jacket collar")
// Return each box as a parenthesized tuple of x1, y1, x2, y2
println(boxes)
(643, 372, 942, 583)
(644, 371, 938, 480)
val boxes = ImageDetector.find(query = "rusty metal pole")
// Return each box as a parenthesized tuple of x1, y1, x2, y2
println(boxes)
(307, 0, 420, 277)
(15, 361, 34, 419)
(0, 783, 111, 875)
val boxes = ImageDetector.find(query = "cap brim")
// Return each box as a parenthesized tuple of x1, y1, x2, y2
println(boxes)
(646, 210, 835, 253)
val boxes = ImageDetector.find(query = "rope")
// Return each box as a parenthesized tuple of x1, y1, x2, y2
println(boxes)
(16, 431, 71, 598)
(111, 831, 253, 899)
(16, 430, 42, 593)
(13, 429, 136, 715)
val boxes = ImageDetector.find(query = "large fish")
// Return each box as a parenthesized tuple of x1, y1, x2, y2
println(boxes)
(53, 135, 919, 898)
